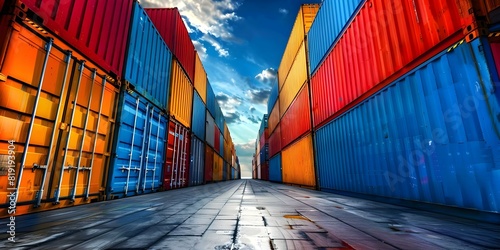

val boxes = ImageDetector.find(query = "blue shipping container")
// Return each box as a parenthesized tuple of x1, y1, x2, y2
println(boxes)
(124, 2, 172, 110)
(205, 111, 215, 147)
(107, 89, 167, 199)
(268, 83, 279, 114)
(269, 153, 282, 183)
(192, 91, 206, 140)
(207, 80, 217, 117)
(314, 37, 500, 213)
(189, 136, 205, 186)
(259, 114, 269, 137)
(231, 168, 236, 180)
(223, 162, 228, 181)
(259, 144, 269, 165)
(308, 0, 365, 76)
(215, 106, 224, 133)
(220, 133, 224, 155)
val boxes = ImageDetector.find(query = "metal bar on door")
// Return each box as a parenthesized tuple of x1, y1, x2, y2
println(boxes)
(120, 97, 139, 195)
(151, 112, 162, 191)
(135, 103, 149, 193)
(142, 107, 154, 192)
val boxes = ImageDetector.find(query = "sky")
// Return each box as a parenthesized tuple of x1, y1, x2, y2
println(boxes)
(142, 0, 321, 177)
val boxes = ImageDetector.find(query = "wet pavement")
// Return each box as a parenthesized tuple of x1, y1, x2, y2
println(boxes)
(1, 180, 499, 249)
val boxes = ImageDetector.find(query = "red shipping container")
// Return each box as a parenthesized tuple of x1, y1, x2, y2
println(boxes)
(268, 125, 281, 158)
(281, 84, 311, 149)
(261, 162, 269, 181)
(214, 125, 221, 154)
(17, 0, 133, 78)
(164, 118, 191, 190)
(145, 8, 196, 82)
(311, 0, 468, 128)
(204, 145, 214, 183)
(259, 128, 268, 149)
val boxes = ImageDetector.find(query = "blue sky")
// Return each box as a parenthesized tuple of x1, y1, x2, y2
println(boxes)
(142, 0, 321, 177)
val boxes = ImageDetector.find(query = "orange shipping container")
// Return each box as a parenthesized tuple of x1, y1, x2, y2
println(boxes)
(224, 121, 230, 140)
(194, 53, 207, 103)
(268, 100, 280, 134)
(278, 4, 319, 90)
(279, 42, 308, 118)
(0, 21, 118, 216)
(213, 153, 223, 181)
(170, 59, 194, 128)
(281, 133, 316, 188)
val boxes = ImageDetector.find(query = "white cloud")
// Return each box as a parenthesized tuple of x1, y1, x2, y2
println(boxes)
(201, 35, 229, 57)
(255, 68, 277, 84)
(193, 40, 208, 60)
(279, 8, 288, 15)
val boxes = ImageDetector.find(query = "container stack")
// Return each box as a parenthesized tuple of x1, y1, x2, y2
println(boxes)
(255, 115, 269, 180)
(0, 0, 239, 217)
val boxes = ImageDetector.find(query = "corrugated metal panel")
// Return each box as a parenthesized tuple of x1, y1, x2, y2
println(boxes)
(0, 23, 118, 215)
(213, 153, 223, 181)
(18, 0, 133, 78)
(260, 128, 268, 150)
(224, 121, 230, 140)
(108, 90, 167, 198)
(269, 154, 282, 183)
(268, 83, 279, 114)
(280, 43, 307, 117)
(281, 84, 312, 149)
(259, 114, 269, 137)
(308, 0, 365, 75)
(191, 92, 206, 140)
(315, 38, 500, 213)
(206, 81, 216, 117)
(189, 136, 204, 186)
(268, 125, 282, 158)
(268, 101, 280, 134)
(311, 0, 466, 128)
(205, 111, 215, 147)
(170, 59, 193, 128)
(278, 4, 319, 90)
(214, 126, 221, 154)
(261, 162, 269, 181)
(220, 133, 224, 156)
(194, 53, 207, 103)
(164, 118, 191, 190)
(204, 145, 214, 182)
(125, 2, 172, 110)
(215, 106, 224, 133)
(145, 8, 196, 82)
(282, 133, 316, 187)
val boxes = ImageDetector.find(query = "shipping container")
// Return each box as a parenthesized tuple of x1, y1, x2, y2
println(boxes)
(278, 4, 319, 90)
(259, 162, 269, 181)
(124, 2, 172, 110)
(315, 37, 500, 213)
(310, 0, 469, 128)
(194, 53, 207, 103)
(231, 167, 236, 180)
(282, 133, 316, 187)
(268, 125, 282, 158)
(279, 42, 308, 117)
(204, 145, 214, 182)
(145, 8, 196, 82)
(281, 84, 312, 149)
(307, 0, 365, 75)
(215, 106, 224, 133)
(258, 114, 269, 137)
(0, 21, 119, 216)
(269, 154, 282, 183)
(223, 161, 228, 181)
(214, 126, 221, 154)
(170, 59, 193, 128)
(268, 82, 279, 114)
(191, 91, 206, 140)
(259, 129, 268, 150)
(224, 121, 230, 141)
(107, 89, 167, 199)
(220, 133, 224, 156)
(213, 153, 223, 181)
(205, 111, 215, 147)
(206, 80, 216, 117)
(268, 100, 280, 134)
(164, 118, 191, 190)
(16, 0, 133, 78)
(189, 136, 204, 186)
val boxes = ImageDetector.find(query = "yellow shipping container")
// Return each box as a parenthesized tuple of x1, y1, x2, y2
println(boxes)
(213, 153, 223, 181)
(282, 133, 316, 187)
(194, 53, 207, 103)
(224, 121, 230, 139)
(279, 42, 307, 118)
(268, 100, 280, 134)
(170, 59, 194, 128)
(278, 4, 319, 90)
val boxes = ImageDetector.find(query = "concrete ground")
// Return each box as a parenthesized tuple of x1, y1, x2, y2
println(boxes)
(0, 180, 499, 249)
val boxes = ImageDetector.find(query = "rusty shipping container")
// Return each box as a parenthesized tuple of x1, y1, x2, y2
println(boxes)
(279, 42, 308, 117)
(145, 8, 196, 82)
(0, 19, 118, 216)
(169, 59, 193, 128)
(310, 0, 472, 128)
(15, 0, 133, 78)
(281, 84, 312, 149)
(164, 118, 191, 190)
(281, 133, 316, 188)
(278, 4, 319, 90)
